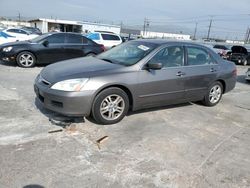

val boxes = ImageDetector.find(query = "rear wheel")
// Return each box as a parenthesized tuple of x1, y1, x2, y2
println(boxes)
(16, 51, 36, 68)
(91, 87, 129, 125)
(202, 82, 223, 106)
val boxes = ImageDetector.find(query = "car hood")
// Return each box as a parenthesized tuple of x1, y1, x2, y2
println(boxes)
(0, 41, 31, 48)
(231, 46, 248, 55)
(40, 57, 125, 83)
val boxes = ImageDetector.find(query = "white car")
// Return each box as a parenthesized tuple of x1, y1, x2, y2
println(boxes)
(0, 31, 18, 45)
(3, 28, 39, 41)
(87, 32, 122, 50)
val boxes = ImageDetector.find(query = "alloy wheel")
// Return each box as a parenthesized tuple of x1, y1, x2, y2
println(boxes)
(19, 54, 34, 67)
(100, 94, 125, 121)
(209, 85, 222, 104)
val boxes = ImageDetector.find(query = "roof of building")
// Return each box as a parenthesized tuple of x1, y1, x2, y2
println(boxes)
(29, 18, 120, 28)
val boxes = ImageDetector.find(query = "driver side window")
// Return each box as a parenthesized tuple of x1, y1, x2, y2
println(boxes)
(46, 34, 65, 44)
(149, 46, 184, 68)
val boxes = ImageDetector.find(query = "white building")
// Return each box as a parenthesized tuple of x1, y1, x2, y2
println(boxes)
(141, 31, 191, 40)
(29, 18, 121, 34)
(0, 20, 31, 28)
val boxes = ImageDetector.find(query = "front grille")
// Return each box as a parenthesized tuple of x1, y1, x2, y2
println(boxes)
(42, 79, 50, 86)
(38, 94, 44, 103)
(38, 75, 51, 86)
(51, 100, 63, 108)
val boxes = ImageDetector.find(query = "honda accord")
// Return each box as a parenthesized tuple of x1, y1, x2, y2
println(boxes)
(34, 40, 237, 124)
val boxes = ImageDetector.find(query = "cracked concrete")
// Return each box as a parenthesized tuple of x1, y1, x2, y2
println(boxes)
(0, 61, 250, 188)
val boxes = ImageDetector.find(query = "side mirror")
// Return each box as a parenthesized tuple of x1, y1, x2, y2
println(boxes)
(42, 40, 49, 47)
(146, 61, 162, 70)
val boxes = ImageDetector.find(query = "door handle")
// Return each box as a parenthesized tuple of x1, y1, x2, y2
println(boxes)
(176, 71, 185, 77)
(210, 68, 217, 72)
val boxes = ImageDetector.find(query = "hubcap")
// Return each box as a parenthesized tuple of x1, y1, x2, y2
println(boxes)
(100, 94, 125, 121)
(19, 54, 34, 67)
(209, 85, 222, 104)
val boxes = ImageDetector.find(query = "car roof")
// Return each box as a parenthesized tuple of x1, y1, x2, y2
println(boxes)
(134, 39, 209, 47)
(91, 32, 119, 36)
(48, 32, 85, 36)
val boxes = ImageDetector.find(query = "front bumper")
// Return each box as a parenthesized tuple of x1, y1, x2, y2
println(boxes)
(34, 77, 95, 117)
(0, 51, 17, 62)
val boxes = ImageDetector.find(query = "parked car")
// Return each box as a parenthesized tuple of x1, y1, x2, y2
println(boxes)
(226, 45, 249, 66)
(34, 40, 237, 125)
(86, 32, 122, 50)
(246, 68, 250, 82)
(213, 44, 231, 58)
(3, 28, 39, 41)
(0, 31, 17, 45)
(0, 32, 105, 67)
(21, 26, 42, 35)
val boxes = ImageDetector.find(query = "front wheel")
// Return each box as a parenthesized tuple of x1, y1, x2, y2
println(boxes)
(86, 53, 96, 57)
(91, 88, 129, 125)
(16, 51, 36, 68)
(243, 59, 248, 66)
(202, 82, 223, 106)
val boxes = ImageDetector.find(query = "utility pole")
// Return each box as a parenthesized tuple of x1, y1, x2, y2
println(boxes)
(193, 22, 198, 40)
(18, 12, 21, 22)
(244, 27, 250, 44)
(207, 18, 213, 40)
(143, 18, 149, 37)
(120, 21, 123, 29)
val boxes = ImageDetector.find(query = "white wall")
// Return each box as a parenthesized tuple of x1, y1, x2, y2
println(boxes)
(0, 20, 31, 28)
(141, 31, 191, 40)
(30, 21, 45, 32)
(81, 23, 120, 34)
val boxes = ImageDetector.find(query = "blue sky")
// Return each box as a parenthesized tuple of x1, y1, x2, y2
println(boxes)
(1, 0, 250, 39)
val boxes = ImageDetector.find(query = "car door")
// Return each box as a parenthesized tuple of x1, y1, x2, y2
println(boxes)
(63, 34, 85, 59)
(37, 33, 66, 63)
(183, 45, 219, 101)
(137, 45, 186, 108)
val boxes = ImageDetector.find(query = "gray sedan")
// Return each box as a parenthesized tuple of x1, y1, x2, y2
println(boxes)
(34, 40, 237, 124)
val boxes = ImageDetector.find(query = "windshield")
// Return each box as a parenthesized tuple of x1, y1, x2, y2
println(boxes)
(97, 41, 158, 66)
(30, 33, 51, 43)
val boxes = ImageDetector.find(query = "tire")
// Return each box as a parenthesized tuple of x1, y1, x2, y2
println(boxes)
(91, 87, 129, 125)
(243, 59, 248, 66)
(86, 53, 96, 57)
(202, 81, 223, 107)
(16, 51, 36, 68)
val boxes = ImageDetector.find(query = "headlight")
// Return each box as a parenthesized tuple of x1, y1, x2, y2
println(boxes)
(2, 46, 13, 52)
(51, 78, 89, 91)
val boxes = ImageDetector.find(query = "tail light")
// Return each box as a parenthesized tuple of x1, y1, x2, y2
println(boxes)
(233, 67, 237, 76)
(100, 44, 105, 52)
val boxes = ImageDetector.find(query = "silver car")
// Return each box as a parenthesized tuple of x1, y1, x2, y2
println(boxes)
(34, 40, 237, 124)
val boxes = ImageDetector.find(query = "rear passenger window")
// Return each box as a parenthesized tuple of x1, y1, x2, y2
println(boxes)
(66, 35, 81, 43)
(101, 34, 120, 41)
(187, 47, 215, 66)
